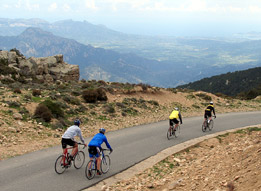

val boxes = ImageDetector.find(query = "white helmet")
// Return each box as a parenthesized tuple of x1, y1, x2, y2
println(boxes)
(174, 107, 179, 111)
(210, 101, 213, 104)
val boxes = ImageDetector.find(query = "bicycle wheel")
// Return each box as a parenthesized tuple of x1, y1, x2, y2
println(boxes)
(73, 151, 85, 169)
(202, 121, 207, 132)
(101, 155, 110, 174)
(55, 155, 66, 174)
(174, 125, 181, 138)
(167, 127, 173, 140)
(85, 160, 96, 180)
(208, 120, 214, 131)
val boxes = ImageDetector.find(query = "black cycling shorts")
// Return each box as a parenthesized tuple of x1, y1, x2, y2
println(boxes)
(61, 138, 76, 149)
(169, 118, 179, 126)
(88, 146, 100, 158)
(204, 111, 212, 119)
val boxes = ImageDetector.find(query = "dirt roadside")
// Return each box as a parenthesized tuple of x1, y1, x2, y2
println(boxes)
(86, 125, 261, 191)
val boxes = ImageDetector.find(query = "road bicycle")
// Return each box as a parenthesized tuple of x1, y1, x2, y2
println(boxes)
(202, 116, 216, 132)
(167, 124, 181, 140)
(54, 143, 86, 174)
(85, 148, 111, 180)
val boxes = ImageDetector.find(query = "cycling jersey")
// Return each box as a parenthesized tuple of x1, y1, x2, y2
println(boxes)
(205, 104, 216, 116)
(169, 110, 179, 119)
(62, 125, 85, 144)
(88, 133, 112, 150)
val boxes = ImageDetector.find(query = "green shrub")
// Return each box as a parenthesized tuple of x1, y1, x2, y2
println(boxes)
(195, 93, 212, 101)
(82, 89, 98, 103)
(41, 100, 64, 118)
(32, 89, 41, 97)
(97, 88, 108, 101)
(7, 101, 21, 108)
(34, 104, 53, 122)
(103, 104, 115, 114)
(13, 88, 22, 94)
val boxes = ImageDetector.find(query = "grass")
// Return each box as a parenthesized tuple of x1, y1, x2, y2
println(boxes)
(32, 96, 43, 102)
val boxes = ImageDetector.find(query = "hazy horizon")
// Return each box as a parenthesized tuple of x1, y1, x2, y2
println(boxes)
(1, 0, 261, 37)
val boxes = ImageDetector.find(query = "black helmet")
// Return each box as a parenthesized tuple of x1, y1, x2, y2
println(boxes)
(74, 119, 81, 126)
(99, 128, 106, 134)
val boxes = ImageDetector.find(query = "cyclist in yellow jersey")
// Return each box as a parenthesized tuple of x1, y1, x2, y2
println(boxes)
(204, 101, 216, 122)
(169, 107, 183, 131)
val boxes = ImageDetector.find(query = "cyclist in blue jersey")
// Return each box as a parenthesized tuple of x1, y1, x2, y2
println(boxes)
(88, 128, 113, 175)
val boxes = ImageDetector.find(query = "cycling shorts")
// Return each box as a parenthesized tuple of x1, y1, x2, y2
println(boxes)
(204, 111, 212, 119)
(61, 138, 76, 149)
(88, 146, 100, 158)
(169, 118, 179, 126)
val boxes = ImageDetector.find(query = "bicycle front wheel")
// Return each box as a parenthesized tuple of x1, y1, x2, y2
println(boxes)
(167, 127, 173, 140)
(208, 120, 214, 130)
(74, 151, 85, 169)
(55, 155, 66, 174)
(101, 155, 110, 174)
(85, 160, 96, 180)
(174, 125, 181, 138)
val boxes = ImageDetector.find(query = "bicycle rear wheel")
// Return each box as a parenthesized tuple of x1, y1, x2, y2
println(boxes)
(208, 120, 214, 131)
(85, 160, 96, 180)
(202, 121, 207, 132)
(73, 151, 85, 169)
(55, 155, 66, 174)
(174, 125, 181, 138)
(101, 155, 110, 174)
(167, 127, 173, 140)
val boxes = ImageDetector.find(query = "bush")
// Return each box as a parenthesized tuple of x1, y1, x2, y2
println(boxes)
(82, 88, 107, 103)
(195, 93, 212, 101)
(97, 88, 108, 101)
(82, 89, 98, 103)
(34, 104, 53, 122)
(41, 100, 64, 118)
(32, 89, 41, 97)
(103, 104, 115, 114)
(13, 88, 22, 94)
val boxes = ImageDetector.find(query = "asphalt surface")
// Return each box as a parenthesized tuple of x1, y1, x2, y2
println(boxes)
(0, 111, 261, 191)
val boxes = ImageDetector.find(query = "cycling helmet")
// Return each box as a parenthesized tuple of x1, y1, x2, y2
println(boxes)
(99, 128, 106, 134)
(174, 107, 179, 111)
(210, 101, 214, 105)
(74, 119, 81, 126)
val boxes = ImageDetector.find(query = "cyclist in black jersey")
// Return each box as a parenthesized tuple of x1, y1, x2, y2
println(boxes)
(204, 101, 216, 122)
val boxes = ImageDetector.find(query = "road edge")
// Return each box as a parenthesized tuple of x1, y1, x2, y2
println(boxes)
(83, 124, 260, 191)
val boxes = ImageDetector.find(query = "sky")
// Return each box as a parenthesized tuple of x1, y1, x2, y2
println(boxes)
(1, 0, 261, 36)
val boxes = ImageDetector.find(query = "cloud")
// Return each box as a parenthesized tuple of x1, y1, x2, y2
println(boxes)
(85, 0, 98, 10)
(249, 6, 261, 13)
(63, 4, 71, 12)
(48, 3, 57, 12)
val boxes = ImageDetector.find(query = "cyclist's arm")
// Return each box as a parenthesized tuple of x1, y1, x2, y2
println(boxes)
(179, 113, 183, 124)
(103, 136, 112, 150)
(212, 107, 216, 116)
(77, 129, 85, 144)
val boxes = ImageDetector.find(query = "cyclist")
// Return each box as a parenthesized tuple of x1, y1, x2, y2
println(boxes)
(61, 119, 86, 162)
(204, 101, 216, 122)
(88, 128, 113, 175)
(169, 107, 183, 132)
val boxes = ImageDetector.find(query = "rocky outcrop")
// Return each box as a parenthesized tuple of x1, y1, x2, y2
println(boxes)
(0, 50, 79, 83)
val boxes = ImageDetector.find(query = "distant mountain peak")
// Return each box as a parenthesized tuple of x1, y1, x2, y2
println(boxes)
(19, 27, 54, 37)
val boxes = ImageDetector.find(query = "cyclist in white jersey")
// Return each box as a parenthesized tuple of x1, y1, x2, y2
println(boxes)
(61, 119, 86, 161)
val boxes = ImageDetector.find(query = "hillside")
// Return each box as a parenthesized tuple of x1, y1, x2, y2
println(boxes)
(105, 126, 261, 191)
(0, 74, 261, 160)
(177, 67, 261, 98)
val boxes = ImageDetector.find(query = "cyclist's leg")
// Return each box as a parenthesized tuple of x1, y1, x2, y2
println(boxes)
(174, 118, 179, 130)
(96, 148, 102, 173)
(71, 142, 78, 158)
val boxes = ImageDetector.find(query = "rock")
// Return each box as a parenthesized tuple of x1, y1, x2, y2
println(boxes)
(13, 113, 23, 120)
(101, 185, 107, 191)
(0, 50, 79, 83)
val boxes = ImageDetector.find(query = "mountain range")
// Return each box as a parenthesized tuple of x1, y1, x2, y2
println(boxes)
(1, 18, 261, 87)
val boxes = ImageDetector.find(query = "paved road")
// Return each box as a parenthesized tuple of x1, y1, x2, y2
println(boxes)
(0, 111, 261, 191)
